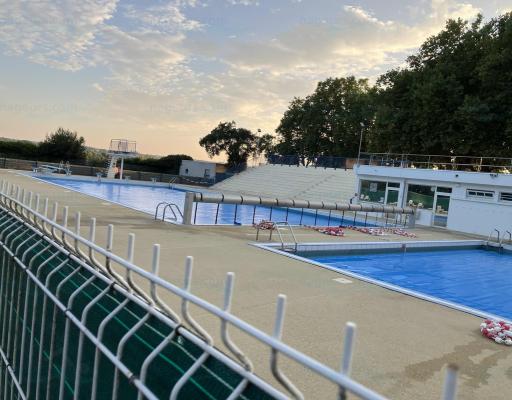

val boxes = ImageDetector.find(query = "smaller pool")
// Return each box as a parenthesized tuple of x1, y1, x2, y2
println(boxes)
(35, 176, 377, 227)
(287, 245, 512, 320)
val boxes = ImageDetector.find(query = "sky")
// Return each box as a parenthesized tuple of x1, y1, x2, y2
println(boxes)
(0, 0, 510, 160)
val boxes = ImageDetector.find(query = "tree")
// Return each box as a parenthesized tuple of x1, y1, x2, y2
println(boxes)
(274, 77, 375, 163)
(372, 13, 512, 157)
(200, 121, 266, 168)
(0, 139, 38, 159)
(125, 154, 193, 173)
(38, 128, 86, 161)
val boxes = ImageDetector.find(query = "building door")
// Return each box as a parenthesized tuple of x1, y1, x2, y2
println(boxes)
(385, 188, 399, 206)
(433, 194, 450, 227)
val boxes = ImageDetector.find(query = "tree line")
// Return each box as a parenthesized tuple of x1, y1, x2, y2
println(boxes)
(0, 128, 192, 174)
(200, 13, 512, 167)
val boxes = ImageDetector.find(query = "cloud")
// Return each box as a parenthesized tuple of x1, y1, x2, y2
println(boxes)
(0, 0, 199, 94)
(92, 83, 104, 92)
(0, 0, 491, 158)
(0, 0, 118, 71)
(222, 0, 481, 78)
(227, 0, 260, 5)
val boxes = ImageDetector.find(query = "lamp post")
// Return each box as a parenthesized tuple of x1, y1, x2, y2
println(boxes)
(356, 122, 365, 168)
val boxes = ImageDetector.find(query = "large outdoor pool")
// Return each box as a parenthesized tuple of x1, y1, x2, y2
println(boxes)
(301, 247, 512, 320)
(36, 177, 373, 226)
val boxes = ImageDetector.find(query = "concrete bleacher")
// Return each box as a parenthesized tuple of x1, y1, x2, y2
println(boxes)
(212, 164, 356, 202)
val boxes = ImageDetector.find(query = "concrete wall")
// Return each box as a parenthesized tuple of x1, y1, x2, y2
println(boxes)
(179, 160, 216, 179)
(356, 165, 512, 236)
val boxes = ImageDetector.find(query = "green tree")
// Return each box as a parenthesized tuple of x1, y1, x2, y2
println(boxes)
(0, 139, 39, 159)
(200, 121, 263, 168)
(274, 77, 375, 163)
(372, 13, 512, 157)
(38, 128, 86, 161)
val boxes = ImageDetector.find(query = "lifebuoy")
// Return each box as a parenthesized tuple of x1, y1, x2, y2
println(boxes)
(480, 319, 512, 345)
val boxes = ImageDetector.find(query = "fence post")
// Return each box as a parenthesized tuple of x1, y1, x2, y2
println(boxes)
(182, 192, 195, 225)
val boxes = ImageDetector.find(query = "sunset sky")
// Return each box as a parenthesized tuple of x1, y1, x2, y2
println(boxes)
(0, 0, 510, 160)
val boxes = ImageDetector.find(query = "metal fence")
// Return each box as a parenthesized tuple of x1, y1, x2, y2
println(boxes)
(0, 180, 455, 399)
(266, 155, 360, 170)
(361, 152, 512, 173)
(0, 157, 211, 186)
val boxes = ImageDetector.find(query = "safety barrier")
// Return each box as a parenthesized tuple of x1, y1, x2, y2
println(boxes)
(0, 181, 456, 399)
(182, 192, 415, 227)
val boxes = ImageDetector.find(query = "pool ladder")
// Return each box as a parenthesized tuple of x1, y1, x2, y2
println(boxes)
(155, 202, 183, 222)
(275, 222, 298, 253)
(486, 229, 511, 252)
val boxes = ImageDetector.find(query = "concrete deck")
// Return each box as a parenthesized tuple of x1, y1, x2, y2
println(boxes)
(3, 170, 511, 399)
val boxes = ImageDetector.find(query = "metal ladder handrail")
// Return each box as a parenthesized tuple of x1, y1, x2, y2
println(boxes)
(487, 228, 500, 248)
(274, 221, 298, 252)
(155, 202, 184, 221)
(500, 230, 511, 246)
(169, 177, 178, 189)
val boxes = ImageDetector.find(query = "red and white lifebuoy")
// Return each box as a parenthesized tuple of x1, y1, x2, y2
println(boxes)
(480, 319, 512, 345)
(253, 220, 275, 230)
(309, 226, 345, 237)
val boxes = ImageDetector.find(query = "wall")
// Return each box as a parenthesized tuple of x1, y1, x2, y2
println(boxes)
(179, 160, 216, 179)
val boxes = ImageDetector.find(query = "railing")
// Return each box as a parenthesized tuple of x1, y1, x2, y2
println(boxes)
(267, 154, 356, 170)
(361, 152, 512, 173)
(0, 156, 192, 184)
(487, 229, 501, 245)
(108, 139, 137, 154)
(0, 180, 393, 399)
(184, 192, 415, 227)
(274, 222, 298, 252)
(154, 202, 183, 222)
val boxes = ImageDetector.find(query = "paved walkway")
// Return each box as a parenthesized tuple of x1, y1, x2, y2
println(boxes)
(3, 170, 511, 399)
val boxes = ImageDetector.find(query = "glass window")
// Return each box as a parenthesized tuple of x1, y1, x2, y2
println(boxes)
(437, 187, 452, 193)
(406, 184, 434, 209)
(387, 182, 400, 188)
(359, 180, 386, 203)
(467, 189, 494, 199)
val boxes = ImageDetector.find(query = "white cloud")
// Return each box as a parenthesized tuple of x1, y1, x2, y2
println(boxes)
(227, 0, 260, 5)
(0, 0, 118, 71)
(123, 2, 202, 32)
(92, 83, 104, 92)
(0, 0, 491, 158)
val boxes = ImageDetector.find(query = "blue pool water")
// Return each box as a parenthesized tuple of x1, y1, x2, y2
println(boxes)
(307, 248, 512, 319)
(37, 177, 374, 226)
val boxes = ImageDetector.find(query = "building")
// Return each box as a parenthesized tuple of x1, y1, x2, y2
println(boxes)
(179, 159, 227, 182)
(356, 155, 512, 236)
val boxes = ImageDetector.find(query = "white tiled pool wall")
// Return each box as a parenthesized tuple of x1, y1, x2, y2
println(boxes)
(262, 239, 486, 253)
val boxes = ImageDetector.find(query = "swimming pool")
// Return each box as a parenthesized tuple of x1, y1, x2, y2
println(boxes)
(36, 176, 374, 226)
(288, 245, 512, 320)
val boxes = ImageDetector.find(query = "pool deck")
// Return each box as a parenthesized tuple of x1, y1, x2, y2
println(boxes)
(4, 170, 511, 399)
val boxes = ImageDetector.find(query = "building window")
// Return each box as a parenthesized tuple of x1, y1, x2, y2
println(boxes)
(406, 184, 434, 209)
(387, 182, 400, 188)
(499, 192, 512, 202)
(437, 187, 452, 193)
(467, 189, 494, 199)
(359, 180, 386, 203)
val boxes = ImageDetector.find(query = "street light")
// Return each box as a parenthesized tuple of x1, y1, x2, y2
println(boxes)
(356, 122, 365, 168)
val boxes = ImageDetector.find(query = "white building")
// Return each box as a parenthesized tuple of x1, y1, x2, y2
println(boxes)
(179, 160, 217, 181)
(356, 161, 512, 236)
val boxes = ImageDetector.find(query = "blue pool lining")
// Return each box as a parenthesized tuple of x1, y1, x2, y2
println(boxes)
(26, 173, 187, 225)
(253, 240, 511, 323)
(27, 173, 378, 227)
